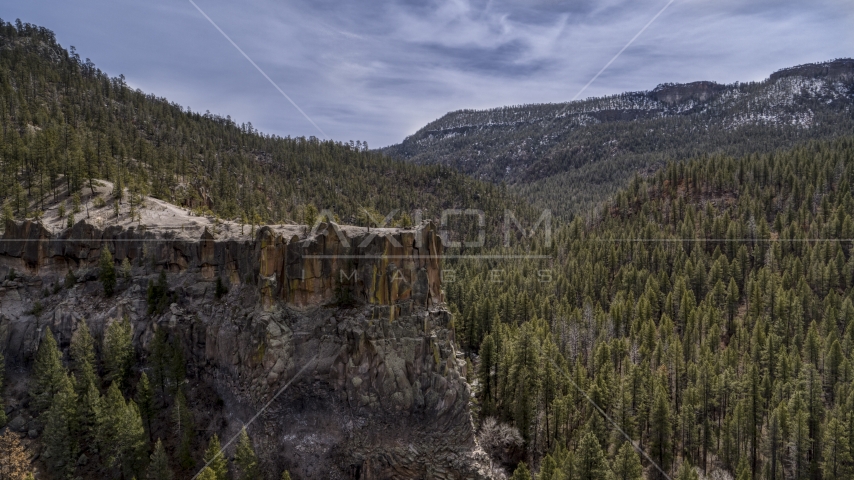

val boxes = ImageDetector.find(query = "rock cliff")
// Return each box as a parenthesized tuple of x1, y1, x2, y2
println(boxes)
(0, 216, 487, 479)
(769, 58, 854, 81)
(650, 80, 727, 105)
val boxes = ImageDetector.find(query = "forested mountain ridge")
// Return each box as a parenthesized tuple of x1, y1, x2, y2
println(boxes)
(451, 136, 854, 479)
(383, 58, 854, 217)
(0, 18, 527, 230)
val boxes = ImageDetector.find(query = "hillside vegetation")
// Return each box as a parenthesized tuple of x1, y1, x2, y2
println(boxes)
(0, 18, 525, 230)
(450, 136, 854, 479)
(384, 60, 854, 217)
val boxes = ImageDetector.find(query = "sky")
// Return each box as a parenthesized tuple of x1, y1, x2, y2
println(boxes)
(5, 0, 853, 147)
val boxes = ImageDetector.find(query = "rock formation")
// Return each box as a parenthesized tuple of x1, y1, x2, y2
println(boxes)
(0, 216, 488, 479)
(769, 58, 854, 81)
(650, 80, 727, 105)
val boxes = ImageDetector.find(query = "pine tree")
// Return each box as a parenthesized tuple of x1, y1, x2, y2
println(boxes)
(147, 270, 170, 315)
(676, 460, 699, 480)
(303, 204, 318, 227)
(79, 378, 103, 443)
(97, 383, 146, 478)
(70, 320, 98, 396)
(478, 334, 497, 417)
(822, 410, 852, 479)
(0, 429, 29, 480)
(234, 428, 260, 480)
(736, 456, 752, 480)
(203, 434, 228, 480)
(510, 324, 539, 443)
(510, 461, 531, 480)
(215, 276, 228, 300)
(612, 381, 638, 448)
(197, 467, 218, 480)
(41, 374, 79, 477)
(612, 441, 643, 480)
(145, 439, 173, 480)
(31, 327, 65, 412)
(801, 363, 824, 479)
(826, 339, 844, 401)
(136, 373, 155, 442)
(100, 246, 116, 295)
(2, 203, 14, 226)
(104, 316, 134, 388)
(649, 382, 672, 480)
(539, 337, 560, 450)
(64, 269, 77, 289)
(770, 408, 784, 477)
(121, 257, 132, 281)
(560, 447, 577, 480)
(124, 400, 148, 477)
(171, 389, 195, 468)
(789, 404, 810, 480)
(575, 428, 608, 480)
(538, 454, 562, 480)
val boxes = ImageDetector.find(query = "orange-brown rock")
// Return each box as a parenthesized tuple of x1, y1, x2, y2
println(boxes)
(1, 219, 444, 310)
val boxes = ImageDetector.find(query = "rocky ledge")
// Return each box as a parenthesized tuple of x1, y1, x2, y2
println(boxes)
(769, 58, 854, 81)
(0, 218, 488, 479)
(651, 81, 727, 106)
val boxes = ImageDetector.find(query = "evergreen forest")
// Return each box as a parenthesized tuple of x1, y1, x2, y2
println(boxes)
(450, 137, 854, 479)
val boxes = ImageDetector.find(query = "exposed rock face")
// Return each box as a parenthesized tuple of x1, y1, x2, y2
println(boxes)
(770, 58, 854, 81)
(0, 219, 443, 310)
(0, 219, 487, 479)
(651, 81, 727, 105)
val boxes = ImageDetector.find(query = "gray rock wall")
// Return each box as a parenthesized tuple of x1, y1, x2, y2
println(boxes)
(0, 220, 488, 479)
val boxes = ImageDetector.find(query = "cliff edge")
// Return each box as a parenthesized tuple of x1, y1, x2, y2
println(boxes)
(0, 193, 487, 479)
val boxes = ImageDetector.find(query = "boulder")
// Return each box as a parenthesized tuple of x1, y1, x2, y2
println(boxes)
(7, 415, 26, 432)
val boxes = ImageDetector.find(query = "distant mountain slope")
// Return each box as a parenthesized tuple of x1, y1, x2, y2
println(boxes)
(0, 19, 530, 231)
(383, 59, 854, 216)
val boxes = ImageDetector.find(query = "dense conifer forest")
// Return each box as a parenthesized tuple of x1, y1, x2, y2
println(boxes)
(450, 137, 854, 479)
